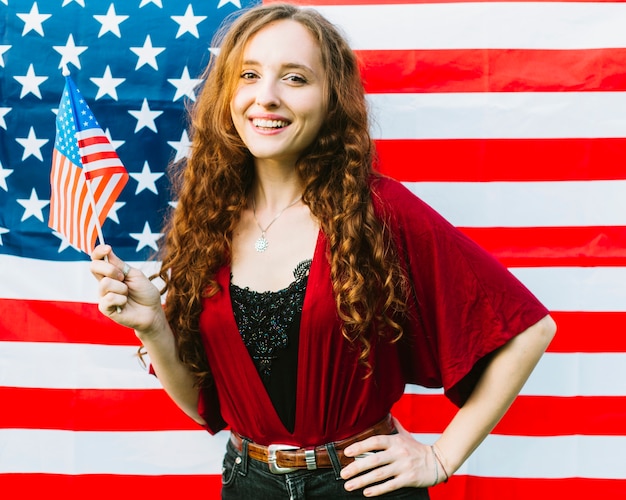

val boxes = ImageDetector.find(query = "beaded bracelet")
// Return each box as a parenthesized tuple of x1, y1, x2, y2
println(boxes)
(431, 444, 450, 483)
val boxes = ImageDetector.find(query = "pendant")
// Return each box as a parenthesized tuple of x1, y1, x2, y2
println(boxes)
(254, 235, 269, 253)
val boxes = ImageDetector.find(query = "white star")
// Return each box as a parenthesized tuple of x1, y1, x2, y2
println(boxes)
(62, 0, 86, 6)
(0, 227, 9, 246)
(0, 107, 11, 130)
(128, 99, 163, 133)
(52, 231, 79, 253)
(17, 188, 50, 222)
(0, 45, 10, 67)
(94, 3, 129, 38)
(53, 34, 88, 70)
(217, 0, 241, 8)
(16, 127, 49, 161)
(90, 65, 125, 100)
(129, 221, 164, 252)
(104, 128, 125, 151)
(209, 47, 221, 58)
(168, 66, 203, 102)
(171, 4, 206, 39)
(106, 201, 126, 223)
(140, 0, 163, 7)
(14, 64, 48, 99)
(168, 129, 192, 163)
(130, 161, 164, 195)
(0, 0, 7, 6)
(169, 201, 178, 209)
(130, 35, 166, 70)
(16, 2, 52, 36)
(0, 161, 14, 191)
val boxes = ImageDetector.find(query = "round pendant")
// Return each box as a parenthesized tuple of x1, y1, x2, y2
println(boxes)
(254, 236, 269, 252)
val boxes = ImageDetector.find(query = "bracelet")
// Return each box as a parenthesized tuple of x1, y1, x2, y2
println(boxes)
(431, 444, 450, 483)
(430, 445, 439, 486)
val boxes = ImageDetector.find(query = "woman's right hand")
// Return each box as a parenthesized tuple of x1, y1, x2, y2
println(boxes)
(90, 244, 165, 336)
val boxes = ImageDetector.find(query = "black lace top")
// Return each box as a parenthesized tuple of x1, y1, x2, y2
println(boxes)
(230, 259, 312, 432)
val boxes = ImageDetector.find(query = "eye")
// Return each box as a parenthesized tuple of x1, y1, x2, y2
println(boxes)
(240, 71, 259, 80)
(284, 74, 307, 84)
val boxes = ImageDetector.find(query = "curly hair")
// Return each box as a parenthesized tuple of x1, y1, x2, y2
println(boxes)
(158, 3, 408, 387)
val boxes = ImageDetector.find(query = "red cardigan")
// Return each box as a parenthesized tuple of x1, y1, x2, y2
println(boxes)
(196, 176, 549, 446)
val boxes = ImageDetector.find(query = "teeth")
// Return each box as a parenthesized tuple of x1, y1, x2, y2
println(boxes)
(253, 118, 288, 129)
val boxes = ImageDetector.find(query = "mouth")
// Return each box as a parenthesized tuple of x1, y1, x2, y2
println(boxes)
(252, 118, 290, 130)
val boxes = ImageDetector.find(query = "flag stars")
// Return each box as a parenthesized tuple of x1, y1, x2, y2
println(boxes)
(62, 0, 86, 6)
(140, 0, 163, 7)
(16, 127, 49, 161)
(104, 128, 125, 151)
(171, 4, 207, 39)
(107, 201, 126, 224)
(0, 161, 14, 191)
(168, 66, 203, 102)
(129, 221, 164, 252)
(94, 4, 129, 38)
(0, 107, 11, 130)
(0, 227, 9, 245)
(130, 35, 166, 70)
(130, 161, 164, 195)
(16, 2, 52, 37)
(0, 45, 10, 67)
(217, 0, 242, 9)
(14, 64, 48, 99)
(128, 99, 163, 133)
(90, 66, 126, 100)
(168, 130, 192, 163)
(17, 188, 50, 222)
(53, 34, 88, 70)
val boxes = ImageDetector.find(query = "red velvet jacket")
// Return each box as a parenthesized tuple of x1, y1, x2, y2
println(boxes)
(196, 176, 549, 447)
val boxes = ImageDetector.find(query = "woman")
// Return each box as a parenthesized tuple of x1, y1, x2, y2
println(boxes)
(91, 3, 556, 498)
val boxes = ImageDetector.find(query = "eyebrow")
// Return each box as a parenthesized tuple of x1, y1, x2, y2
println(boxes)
(241, 60, 316, 74)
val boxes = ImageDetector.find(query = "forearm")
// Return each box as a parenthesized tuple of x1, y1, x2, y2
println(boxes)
(137, 315, 206, 426)
(434, 314, 556, 476)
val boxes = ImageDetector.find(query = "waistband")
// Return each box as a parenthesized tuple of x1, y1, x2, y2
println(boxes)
(229, 414, 395, 474)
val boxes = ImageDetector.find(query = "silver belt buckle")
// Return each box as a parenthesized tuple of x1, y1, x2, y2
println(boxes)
(267, 444, 299, 474)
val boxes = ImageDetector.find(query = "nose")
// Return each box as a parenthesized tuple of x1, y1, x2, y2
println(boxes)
(255, 79, 280, 108)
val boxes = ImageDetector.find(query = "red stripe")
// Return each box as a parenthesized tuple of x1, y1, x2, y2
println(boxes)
(460, 226, 626, 268)
(0, 387, 195, 431)
(2, 300, 625, 353)
(358, 49, 626, 93)
(81, 151, 121, 164)
(83, 166, 127, 180)
(78, 135, 110, 148)
(1, 474, 624, 500)
(3, 386, 624, 436)
(392, 394, 626, 436)
(375, 138, 626, 182)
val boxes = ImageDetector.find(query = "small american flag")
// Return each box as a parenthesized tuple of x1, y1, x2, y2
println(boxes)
(49, 75, 128, 254)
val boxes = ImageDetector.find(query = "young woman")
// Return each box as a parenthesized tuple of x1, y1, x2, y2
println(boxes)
(91, 4, 556, 498)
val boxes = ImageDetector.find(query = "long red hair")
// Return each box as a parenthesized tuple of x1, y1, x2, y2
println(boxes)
(158, 3, 408, 386)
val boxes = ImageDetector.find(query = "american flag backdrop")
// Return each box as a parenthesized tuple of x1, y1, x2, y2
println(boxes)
(1, 0, 625, 499)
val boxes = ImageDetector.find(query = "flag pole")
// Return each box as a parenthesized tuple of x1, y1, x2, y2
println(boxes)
(62, 65, 121, 313)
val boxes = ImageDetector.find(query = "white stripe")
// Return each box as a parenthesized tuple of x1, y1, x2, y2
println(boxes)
(1, 429, 624, 478)
(367, 92, 626, 140)
(312, 3, 626, 50)
(1, 256, 625, 312)
(0, 255, 160, 302)
(511, 267, 626, 313)
(2, 341, 625, 396)
(405, 181, 626, 227)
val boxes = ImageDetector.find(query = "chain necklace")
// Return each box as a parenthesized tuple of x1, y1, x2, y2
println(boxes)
(252, 194, 302, 252)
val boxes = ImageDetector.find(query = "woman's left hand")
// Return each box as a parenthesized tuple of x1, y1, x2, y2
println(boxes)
(340, 417, 439, 496)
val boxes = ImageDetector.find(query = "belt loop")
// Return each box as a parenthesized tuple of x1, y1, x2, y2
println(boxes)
(239, 437, 250, 476)
(324, 442, 343, 480)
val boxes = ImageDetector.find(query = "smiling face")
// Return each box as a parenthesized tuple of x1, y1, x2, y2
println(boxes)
(230, 19, 327, 169)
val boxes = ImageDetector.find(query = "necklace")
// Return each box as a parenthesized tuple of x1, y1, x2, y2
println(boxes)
(252, 194, 302, 252)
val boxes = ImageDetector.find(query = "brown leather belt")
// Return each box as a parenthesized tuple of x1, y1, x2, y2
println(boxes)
(229, 414, 395, 474)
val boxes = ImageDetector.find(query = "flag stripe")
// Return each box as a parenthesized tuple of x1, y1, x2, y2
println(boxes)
(1, 299, 622, 353)
(375, 138, 626, 182)
(3, 387, 625, 437)
(358, 49, 626, 94)
(3, 341, 624, 396)
(1, 430, 624, 478)
(368, 93, 626, 140)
